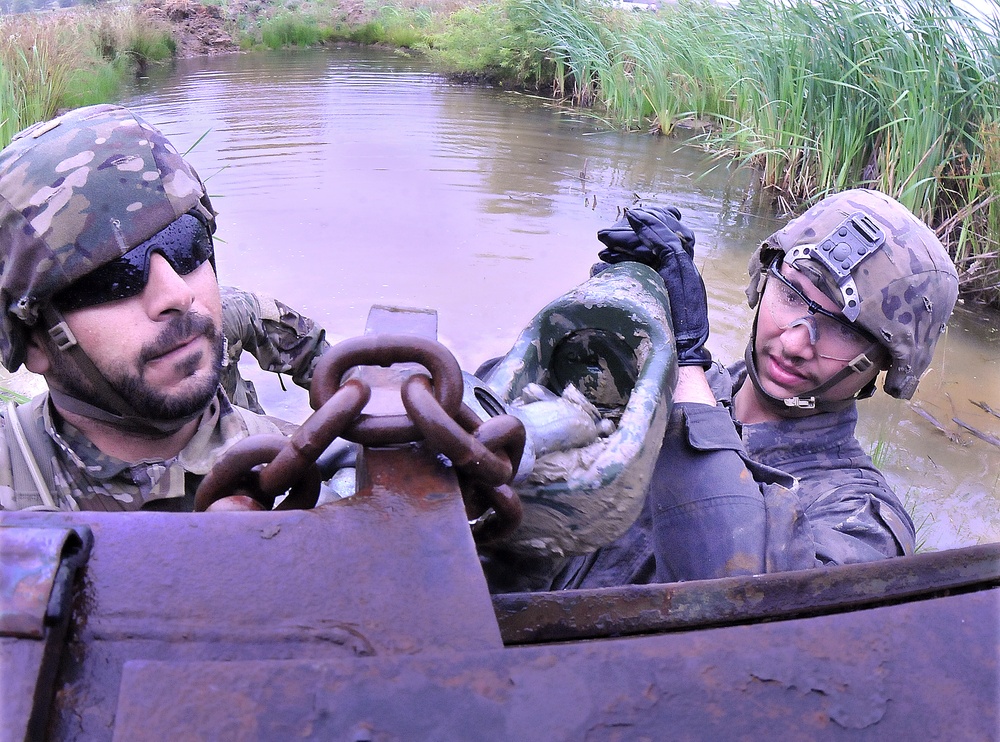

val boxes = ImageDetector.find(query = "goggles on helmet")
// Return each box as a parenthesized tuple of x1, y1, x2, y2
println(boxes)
(763, 259, 877, 363)
(53, 213, 215, 312)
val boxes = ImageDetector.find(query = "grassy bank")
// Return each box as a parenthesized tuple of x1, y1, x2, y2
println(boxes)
(0, 6, 174, 145)
(429, 0, 999, 306)
(1, 0, 998, 307)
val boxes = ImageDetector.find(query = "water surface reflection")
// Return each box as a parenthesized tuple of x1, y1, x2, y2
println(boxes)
(124, 47, 999, 551)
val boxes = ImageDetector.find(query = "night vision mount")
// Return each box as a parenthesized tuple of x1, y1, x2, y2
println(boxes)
(785, 212, 886, 322)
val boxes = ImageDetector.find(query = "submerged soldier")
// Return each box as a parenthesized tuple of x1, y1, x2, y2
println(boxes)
(0, 104, 324, 512)
(488, 190, 959, 590)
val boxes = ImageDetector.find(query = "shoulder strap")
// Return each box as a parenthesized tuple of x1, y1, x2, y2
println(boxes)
(5, 400, 58, 509)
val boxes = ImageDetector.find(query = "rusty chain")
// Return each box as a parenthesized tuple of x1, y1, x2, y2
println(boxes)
(401, 374, 525, 543)
(194, 335, 525, 543)
(309, 334, 464, 445)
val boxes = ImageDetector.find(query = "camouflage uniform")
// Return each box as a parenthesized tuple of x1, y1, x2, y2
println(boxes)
(0, 389, 282, 511)
(220, 286, 330, 415)
(0, 105, 320, 511)
(547, 360, 914, 589)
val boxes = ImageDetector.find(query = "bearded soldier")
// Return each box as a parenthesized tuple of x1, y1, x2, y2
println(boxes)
(0, 104, 324, 511)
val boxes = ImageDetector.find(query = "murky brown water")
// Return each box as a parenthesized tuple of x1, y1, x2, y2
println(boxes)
(117, 46, 997, 550)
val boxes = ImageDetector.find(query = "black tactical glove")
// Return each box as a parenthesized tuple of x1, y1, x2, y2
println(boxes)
(597, 206, 712, 368)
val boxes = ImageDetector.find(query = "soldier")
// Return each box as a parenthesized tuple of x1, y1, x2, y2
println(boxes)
(490, 191, 960, 590)
(0, 104, 324, 512)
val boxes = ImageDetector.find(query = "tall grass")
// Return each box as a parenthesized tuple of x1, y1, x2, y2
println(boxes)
(438, 0, 999, 306)
(260, 13, 327, 48)
(1, 7, 176, 149)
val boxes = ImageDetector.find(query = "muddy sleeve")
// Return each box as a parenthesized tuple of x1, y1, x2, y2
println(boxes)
(648, 403, 814, 581)
(797, 474, 916, 565)
(220, 286, 330, 389)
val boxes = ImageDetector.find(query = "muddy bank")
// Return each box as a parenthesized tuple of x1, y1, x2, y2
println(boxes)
(139, 0, 240, 57)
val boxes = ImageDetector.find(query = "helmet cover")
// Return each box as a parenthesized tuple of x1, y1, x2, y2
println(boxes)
(746, 189, 958, 399)
(0, 104, 215, 370)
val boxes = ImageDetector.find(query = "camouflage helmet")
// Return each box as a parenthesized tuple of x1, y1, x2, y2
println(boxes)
(0, 104, 215, 371)
(747, 189, 958, 400)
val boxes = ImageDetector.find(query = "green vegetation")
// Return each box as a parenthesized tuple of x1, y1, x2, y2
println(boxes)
(259, 13, 327, 48)
(0, 386, 30, 404)
(1, 6, 175, 144)
(238, 1, 440, 50)
(427, 0, 999, 307)
(1, 0, 998, 306)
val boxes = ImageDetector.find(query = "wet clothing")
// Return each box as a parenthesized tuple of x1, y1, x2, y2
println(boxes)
(484, 360, 915, 592)
(0, 390, 282, 512)
(220, 286, 330, 415)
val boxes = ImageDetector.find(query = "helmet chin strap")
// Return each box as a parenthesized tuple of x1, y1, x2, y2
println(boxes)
(41, 307, 202, 436)
(744, 304, 879, 418)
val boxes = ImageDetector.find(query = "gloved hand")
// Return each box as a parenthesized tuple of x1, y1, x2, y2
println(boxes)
(597, 206, 712, 368)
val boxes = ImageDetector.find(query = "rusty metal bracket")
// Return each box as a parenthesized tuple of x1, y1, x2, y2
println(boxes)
(493, 542, 1000, 645)
(1, 525, 92, 742)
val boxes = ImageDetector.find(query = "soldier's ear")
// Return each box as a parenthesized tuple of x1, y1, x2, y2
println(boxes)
(24, 327, 52, 376)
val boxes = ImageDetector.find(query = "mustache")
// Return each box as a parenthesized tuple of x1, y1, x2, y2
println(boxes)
(138, 312, 219, 365)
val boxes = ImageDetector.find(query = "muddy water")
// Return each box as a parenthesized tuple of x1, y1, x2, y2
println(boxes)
(120, 46, 999, 551)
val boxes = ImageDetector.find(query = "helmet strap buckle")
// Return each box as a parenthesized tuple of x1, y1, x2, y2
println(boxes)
(782, 396, 816, 409)
(48, 319, 78, 351)
(847, 353, 873, 374)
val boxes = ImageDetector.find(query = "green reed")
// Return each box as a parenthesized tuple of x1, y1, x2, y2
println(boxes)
(260, 13, 327, 48)
(452, 0, 999, 305)
(0, 7, 177, 149)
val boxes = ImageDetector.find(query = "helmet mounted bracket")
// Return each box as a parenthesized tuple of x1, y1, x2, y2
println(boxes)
(785, 212, 885, 322)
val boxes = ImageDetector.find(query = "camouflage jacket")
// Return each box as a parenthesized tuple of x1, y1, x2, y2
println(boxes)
(485, 360, 916, 592)
(220, 286, 330, 415)
(0, 389, 282, 512)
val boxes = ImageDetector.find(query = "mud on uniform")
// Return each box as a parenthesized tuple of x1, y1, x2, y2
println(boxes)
(0, 389, 282, 512)
(484, 359, 915, 592)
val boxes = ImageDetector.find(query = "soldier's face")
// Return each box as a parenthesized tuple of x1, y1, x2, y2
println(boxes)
(754, 262, 883, 402)
(38, 253, 224, 420)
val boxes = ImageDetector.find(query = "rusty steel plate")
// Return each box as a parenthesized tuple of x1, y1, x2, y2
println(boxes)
(0, 526, 89, 639)
(0, 445, 502, 741)
(110, 588, 998, 741)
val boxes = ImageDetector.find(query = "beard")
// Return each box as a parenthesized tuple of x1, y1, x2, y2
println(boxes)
(46, 312, 224, 423)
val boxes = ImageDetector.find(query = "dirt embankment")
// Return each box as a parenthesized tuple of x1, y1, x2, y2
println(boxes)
(139, 0, 240, 57)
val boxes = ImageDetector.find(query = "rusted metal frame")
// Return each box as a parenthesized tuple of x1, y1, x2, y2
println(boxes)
(0, 440, 503, 741)
(493, 542, 1000, 645)
(108, 589, 999, 740)
(0, 525, 92, 742)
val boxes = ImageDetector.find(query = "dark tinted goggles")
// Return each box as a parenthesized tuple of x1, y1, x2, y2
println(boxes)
(54, 213, 215, 312)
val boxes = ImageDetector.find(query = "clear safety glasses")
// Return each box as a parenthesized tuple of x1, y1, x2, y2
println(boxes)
(763, 260, 875, 363)
(54, 212, 215, 312)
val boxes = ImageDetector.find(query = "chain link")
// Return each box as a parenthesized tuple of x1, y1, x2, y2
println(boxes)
(194, 335, 525, 542)
(194, 434, 323, 512)
(401, 374, 525, 542)
(309, 334, 464, 445)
